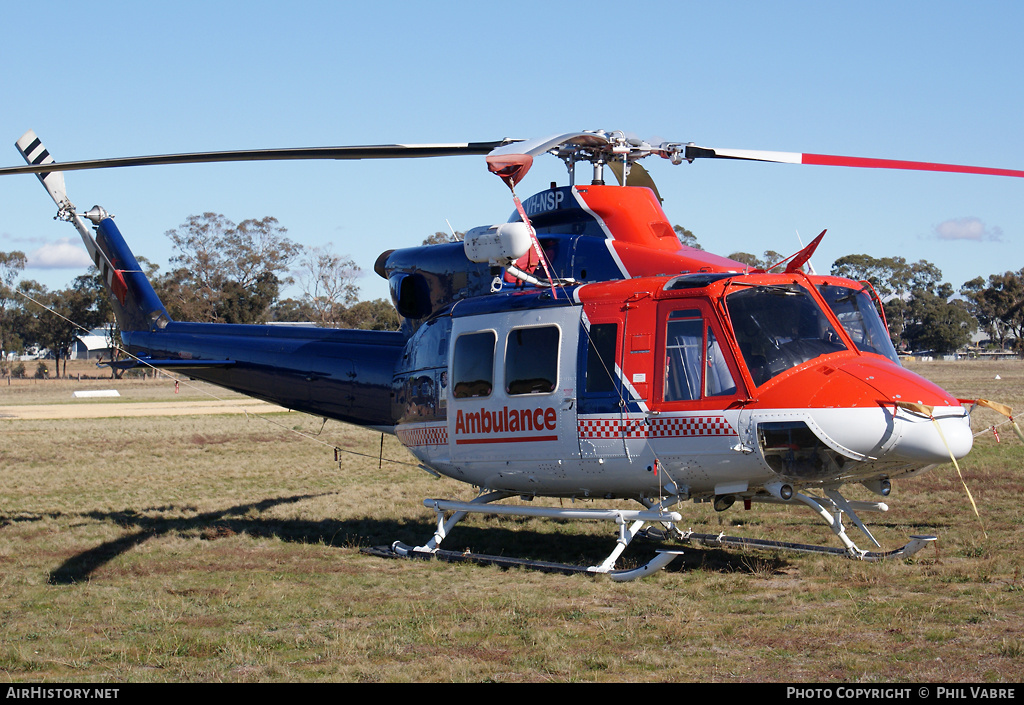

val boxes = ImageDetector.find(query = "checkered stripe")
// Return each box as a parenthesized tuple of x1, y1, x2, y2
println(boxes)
(396, 424, 448, 447)
(578, 415, 736, 439)
(650, 416, 736, 437)
(578, 418, 647, 439)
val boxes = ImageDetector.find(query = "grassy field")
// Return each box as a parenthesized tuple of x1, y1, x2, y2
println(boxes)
(0, 359, 1022, 682)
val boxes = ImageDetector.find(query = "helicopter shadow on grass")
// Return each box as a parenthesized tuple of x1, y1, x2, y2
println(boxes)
(44, 492, 532, 584)
(43, 493, 787, 583)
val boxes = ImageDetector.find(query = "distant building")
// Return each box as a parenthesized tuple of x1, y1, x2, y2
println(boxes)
(72, 327, 116, 361)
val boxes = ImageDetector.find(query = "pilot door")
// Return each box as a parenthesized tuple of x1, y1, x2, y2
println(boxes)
(653, 299, 742, 408)
(449, 307, 580, 463)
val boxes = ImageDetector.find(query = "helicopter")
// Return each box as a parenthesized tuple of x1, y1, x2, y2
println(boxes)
(4, 129, 1021, 581)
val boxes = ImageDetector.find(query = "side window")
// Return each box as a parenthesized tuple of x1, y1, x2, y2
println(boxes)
(452, 331, 495, 399)
(665, 310, 703, 401)
(664, 309, 738, 402)
(585, 323, 617, 394)
(705, 327, 737, 397)
(505, 326, 559, 395)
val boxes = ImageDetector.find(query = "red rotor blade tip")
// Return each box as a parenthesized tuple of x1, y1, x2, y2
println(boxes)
(802, 153, 1024, 178)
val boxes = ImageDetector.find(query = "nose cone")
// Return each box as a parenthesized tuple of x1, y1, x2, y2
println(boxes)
(807, 404, 972, 467)
(764, 357, 975, 474)
(888, 407, 973, 463)
(811, 357, 973, 463)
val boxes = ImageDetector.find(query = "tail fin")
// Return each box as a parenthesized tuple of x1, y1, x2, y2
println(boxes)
(93, 217, 171, 331)
(17, 130, 171, 332)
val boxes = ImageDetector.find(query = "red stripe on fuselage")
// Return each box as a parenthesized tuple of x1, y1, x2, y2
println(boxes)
(455, 435, 558, 445)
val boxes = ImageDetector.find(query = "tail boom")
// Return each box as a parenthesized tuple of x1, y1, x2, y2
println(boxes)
(16, 130, 403, 430)
(124, 324, 404, 429)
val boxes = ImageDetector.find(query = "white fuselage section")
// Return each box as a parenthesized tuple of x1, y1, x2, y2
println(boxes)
(394, 305, 972, 501)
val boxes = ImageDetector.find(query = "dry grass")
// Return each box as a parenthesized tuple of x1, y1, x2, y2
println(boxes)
(0, 359, 1022, 682)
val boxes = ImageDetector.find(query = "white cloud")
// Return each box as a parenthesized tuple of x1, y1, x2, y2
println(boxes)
(26, 238, 93, 269)
(932, 217, 1003, 242)
(1, 232, 47, 247)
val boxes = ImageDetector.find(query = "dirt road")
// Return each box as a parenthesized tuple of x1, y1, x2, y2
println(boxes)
(0, 399, 287, 420)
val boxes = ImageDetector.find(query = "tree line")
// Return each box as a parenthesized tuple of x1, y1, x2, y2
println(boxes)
(0, 213, 398, 377)
(680, 223, 1020, 355)
(1, 215, 1021, 377)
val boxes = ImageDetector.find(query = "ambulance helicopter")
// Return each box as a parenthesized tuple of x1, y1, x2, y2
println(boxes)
(5, 130, 1021, 580)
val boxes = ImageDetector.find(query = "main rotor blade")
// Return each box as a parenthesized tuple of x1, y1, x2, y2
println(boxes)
(485, 132, 612, 186)
(486, 131, 610, 159)
(684, 145, 1024, 179)
(1, 138, 520, 177)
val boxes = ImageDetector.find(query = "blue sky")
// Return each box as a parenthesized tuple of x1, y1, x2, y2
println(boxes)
(1, 1, 1022, 305)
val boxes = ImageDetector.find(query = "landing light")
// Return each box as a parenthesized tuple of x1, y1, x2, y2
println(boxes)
(862, 479, 891, 497)
(713, 495, 735, 512)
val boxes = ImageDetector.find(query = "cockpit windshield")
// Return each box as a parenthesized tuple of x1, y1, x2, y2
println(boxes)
(816, 284, 900, 364)
(726, 284, 847, 386)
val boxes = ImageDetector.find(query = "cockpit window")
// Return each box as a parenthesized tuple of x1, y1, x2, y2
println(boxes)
(817, 284, 900, 364)
(726, 284, 847, 386)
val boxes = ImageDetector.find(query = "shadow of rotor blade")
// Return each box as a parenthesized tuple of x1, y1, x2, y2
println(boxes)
(0, 511, 64, 529)
(49, 493, 338, 584)
(48, 529, 154, 585)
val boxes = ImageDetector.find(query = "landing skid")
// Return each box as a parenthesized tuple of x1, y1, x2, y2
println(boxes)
(366, 543, 681, 580)
(365, 529, 934, 577)
(362, 488, 937, 580)
(647, 529, 937, 561)
(748, 486, 938, 561)
(366, 492, 685, 582)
